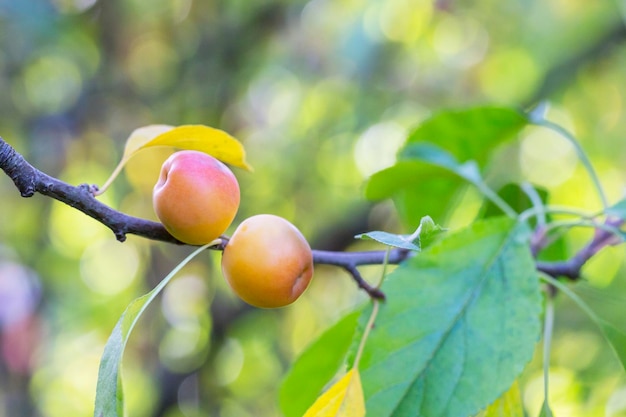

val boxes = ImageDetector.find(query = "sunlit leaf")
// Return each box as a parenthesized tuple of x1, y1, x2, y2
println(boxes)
(352, 217, 542, 417)
(477, 380, 525, 417)
(97, 124, 252, 195)
(94, 244, 211, 417)
(280, 311, 361, 417)
(365, 106, 527, 226)
(401, 106, 528, 165)
(303, 368, 365, 417)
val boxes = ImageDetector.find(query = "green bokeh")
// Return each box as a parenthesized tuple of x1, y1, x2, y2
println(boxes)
(1, 1, 626, 416)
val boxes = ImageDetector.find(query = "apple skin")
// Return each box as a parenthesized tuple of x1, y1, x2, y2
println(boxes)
(153, 150, 240, 245)
(221, 214, 314, 308)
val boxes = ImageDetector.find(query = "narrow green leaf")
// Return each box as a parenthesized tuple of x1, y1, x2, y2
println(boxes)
(279, 311, 361, 417)
(94, 244, 210, 417)
(354, 217, 542, 417)
(599, 321, 626, 369)
(540, 275, 626, 372)
(355, 231, 420, 251)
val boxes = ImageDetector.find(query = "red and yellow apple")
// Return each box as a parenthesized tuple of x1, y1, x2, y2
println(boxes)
(153, 150, 240, 245)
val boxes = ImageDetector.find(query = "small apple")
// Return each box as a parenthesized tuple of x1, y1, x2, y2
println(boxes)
(221, 214, 314, 308)
(153, 150, 240, 245)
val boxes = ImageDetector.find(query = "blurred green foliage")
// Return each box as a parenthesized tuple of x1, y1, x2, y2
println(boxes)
(1, 0, 626, 416)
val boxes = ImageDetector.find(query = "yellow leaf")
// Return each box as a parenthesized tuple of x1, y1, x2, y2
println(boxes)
(478, 380, 525, 417)
(303, 369, 365, 417)
(96, 124, 252, 195)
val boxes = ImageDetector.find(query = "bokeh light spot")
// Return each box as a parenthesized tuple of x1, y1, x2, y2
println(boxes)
(214, 338, 244, 386)
(19, 55, 83, 114)
(520, 127, 578, 188)
(80, 238, 140, 295)
(159, 319, 211, 372)
(125, 34, 179, 95)
(479, 48, 540, 103)
(432, 15, 489, 68)
(354, 122, 406, 178)
(378, 0, 432, 44)
(161, 274, 210, 325)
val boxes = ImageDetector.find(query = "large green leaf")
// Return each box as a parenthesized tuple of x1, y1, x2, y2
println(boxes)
(365, 107, 528, 227)
(353, 217, 542, 417)
(279, 311, 361, 417)
(401, 106, 528, 165)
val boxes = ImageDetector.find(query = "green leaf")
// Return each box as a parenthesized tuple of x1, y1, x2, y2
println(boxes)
(353, 217, 542, 417)
(417, 215, 447, 249)
(365, 161, 463, 227)
(94, 244, 210, 417)
(398, 142, 516, 218)
(365, 107, 528, 226)
(401, 106, 528, 165)
(483, 184, 548, 220)
(399, 143, 483, 184)
(599, 321, 626, 369)
(540, 275, 626, 372)
(355, 231, 420, 251)
(355, 216, 446, 251)
(280, 311, 361, 417)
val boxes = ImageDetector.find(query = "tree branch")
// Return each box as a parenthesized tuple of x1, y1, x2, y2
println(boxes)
(313, 249, 411, 299)
(0, 137, 622, 299)
(535, 217, 624, 281)
(0, 137, 181, 244)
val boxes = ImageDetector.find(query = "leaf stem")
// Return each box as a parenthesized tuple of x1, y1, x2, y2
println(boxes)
(353, 249, 390, 368)
(521, 182, 547, 227)
(542, 297, 555, 412)
(475, 181, 518, 218)
(518, 204, 596, 224)
(534, 119, 608, 210)
(94, 159, 126, 196)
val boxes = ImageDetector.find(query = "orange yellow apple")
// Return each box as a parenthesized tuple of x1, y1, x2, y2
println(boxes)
(221, 214, 314, 308)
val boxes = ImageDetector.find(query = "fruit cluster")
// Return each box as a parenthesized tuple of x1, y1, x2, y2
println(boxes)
(152, 150, 314, 308)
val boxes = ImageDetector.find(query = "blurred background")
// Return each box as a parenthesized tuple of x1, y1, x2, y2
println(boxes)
(0, 0, 626, 416)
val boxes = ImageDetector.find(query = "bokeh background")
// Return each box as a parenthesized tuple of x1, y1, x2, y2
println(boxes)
(1, 0, 626, 416)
